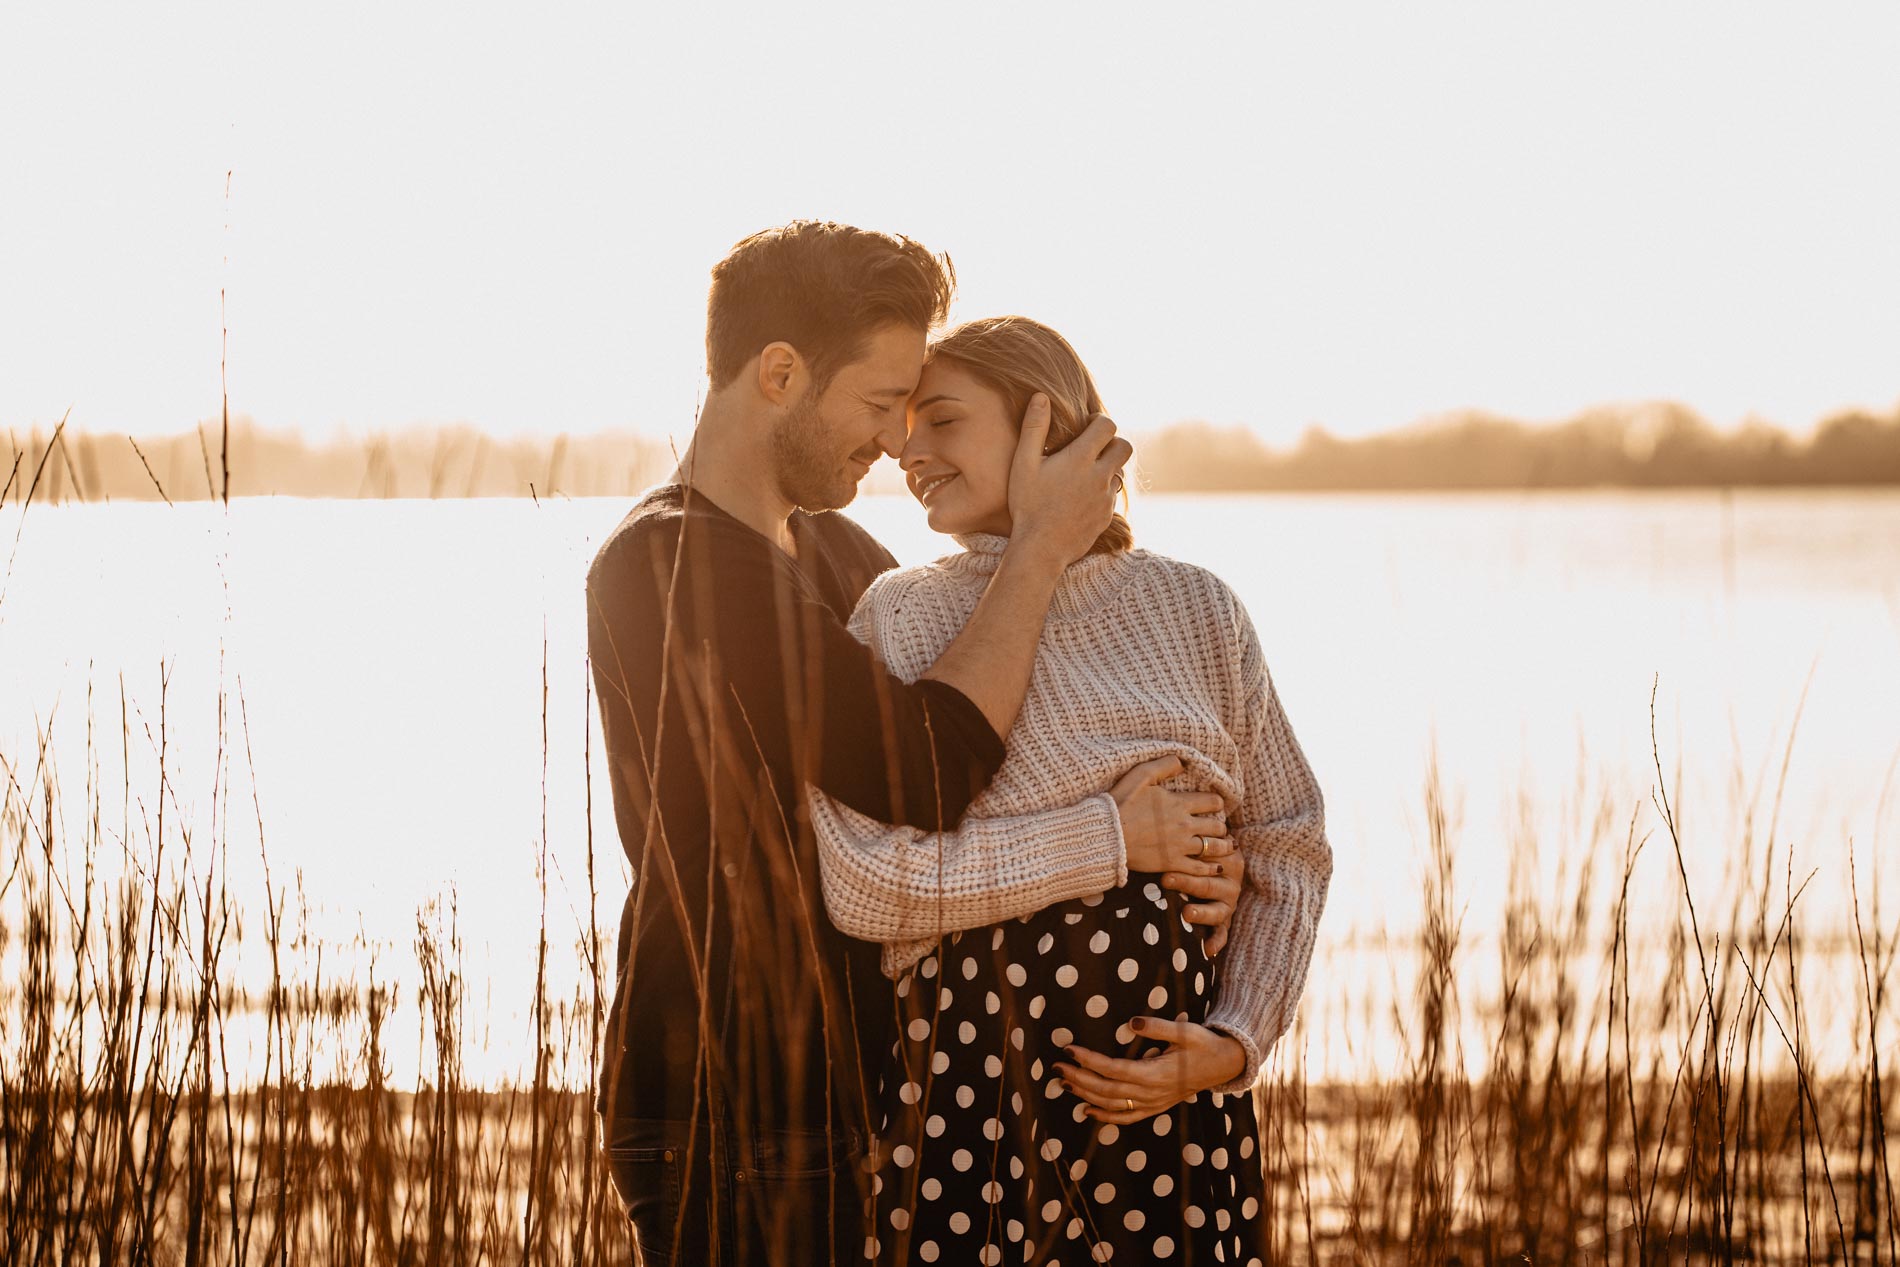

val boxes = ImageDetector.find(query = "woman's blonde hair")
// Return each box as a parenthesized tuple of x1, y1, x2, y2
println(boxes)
(925, 316, 1134, 555)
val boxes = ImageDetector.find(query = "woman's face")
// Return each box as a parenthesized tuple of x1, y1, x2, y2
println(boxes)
(900, 360, 1019, 537)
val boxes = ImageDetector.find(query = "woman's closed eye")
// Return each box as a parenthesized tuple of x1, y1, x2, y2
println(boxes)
(927, 414, 960, 428)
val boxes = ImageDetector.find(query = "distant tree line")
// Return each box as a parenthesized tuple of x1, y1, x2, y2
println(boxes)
(4, 399, 1897, 504)
(1135, 400, 1900, 492)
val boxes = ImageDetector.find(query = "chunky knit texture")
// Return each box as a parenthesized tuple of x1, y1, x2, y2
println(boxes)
(807, 534, 1332, 1094)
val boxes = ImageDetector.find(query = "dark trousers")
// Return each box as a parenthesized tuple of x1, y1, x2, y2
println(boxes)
(604, 1115, 867, 1266)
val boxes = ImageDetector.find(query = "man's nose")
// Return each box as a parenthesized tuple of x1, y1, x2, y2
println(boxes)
(873, 414, 908, 461)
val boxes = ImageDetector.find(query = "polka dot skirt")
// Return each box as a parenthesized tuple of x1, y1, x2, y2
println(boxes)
(864, 877, 1266, 1265)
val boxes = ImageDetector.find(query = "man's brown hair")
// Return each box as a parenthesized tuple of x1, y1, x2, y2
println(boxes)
(706, 221, 955, 392)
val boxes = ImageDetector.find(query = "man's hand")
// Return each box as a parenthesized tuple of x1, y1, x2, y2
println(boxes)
(1007, 396, 1131, 566)
(1110, 756, 1242, 949)
(1055, 1018, 1247, 1124)
(1110, 756, 1229, 873)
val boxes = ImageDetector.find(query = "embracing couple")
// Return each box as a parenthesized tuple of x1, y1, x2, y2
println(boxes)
(586, 221, 1331, 1266)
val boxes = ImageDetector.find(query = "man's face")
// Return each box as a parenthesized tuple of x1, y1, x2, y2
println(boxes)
(770, 323, 927, 512)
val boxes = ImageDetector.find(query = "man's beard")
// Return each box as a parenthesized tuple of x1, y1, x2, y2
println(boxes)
(769, 393, 868, 513)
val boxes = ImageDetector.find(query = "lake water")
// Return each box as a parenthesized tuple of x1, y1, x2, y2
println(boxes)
(3, 489, 1897, 1081)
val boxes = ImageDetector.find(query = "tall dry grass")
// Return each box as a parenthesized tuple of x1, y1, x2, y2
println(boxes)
(3, 430, 1895, 1263)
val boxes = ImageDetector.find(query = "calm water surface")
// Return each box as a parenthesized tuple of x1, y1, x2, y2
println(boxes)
(3, 490, 1897, 1078)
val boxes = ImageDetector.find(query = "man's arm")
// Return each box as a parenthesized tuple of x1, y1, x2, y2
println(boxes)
(921, 397, 1131, 737)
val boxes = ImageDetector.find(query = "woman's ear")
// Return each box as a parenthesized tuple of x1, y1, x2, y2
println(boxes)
(755, 341, 803, 406)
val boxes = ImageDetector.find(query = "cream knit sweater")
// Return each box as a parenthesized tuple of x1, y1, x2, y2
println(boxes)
(806, 534, 1331, 1094)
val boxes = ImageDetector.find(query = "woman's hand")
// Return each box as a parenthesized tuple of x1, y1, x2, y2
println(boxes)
(1055, 1018, 1247, 1124)
(1110, 756, 1233, 875)
(1163, 850, 1245, 956)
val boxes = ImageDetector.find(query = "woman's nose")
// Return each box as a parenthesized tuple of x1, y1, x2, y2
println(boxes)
(899, 431, 929, 470)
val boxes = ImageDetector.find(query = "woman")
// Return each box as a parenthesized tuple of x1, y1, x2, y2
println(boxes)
(808, 317, 1331, 1265)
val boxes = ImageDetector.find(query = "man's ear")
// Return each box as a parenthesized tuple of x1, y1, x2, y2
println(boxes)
(755, 341, 804, 406)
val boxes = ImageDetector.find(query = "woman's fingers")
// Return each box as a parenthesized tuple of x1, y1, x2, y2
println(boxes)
(1062, 1043, 1153, 1084)
(1054, 1060, 1148, 1108)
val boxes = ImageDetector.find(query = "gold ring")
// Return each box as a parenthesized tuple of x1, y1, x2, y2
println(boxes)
(1193, 836, 1208, 858)
(1123, 1098, 1134, 1112)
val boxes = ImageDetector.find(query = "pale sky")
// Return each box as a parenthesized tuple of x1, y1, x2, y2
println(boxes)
(4, 2, 1897, 448)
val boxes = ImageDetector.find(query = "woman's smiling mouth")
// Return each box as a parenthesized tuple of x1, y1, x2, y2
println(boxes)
(916, 473, 958, 502)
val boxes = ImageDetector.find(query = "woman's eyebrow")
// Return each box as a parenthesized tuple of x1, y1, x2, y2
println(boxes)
(911, 393, 961, 409)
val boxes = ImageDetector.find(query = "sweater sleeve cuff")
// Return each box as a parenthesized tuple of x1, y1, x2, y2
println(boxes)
(1202, 1013, 1269, 1097)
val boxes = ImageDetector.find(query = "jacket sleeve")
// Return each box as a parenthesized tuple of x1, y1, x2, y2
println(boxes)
(585, 512, 1006, 833)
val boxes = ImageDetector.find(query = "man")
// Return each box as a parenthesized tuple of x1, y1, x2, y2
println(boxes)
(586, 222, 1239, 1264)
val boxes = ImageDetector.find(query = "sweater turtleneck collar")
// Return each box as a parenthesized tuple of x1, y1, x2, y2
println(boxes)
(944, 533, 1142, 622)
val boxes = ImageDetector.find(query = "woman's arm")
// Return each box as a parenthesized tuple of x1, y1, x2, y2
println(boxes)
(1198, 600, 1332, 1095)
(808, 785, 1127, 969)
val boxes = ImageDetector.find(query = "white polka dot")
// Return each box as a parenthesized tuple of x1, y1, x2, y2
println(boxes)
(1124, 1148, 1147, 1171)
(1097, 1123, 1120, 1145)
(1142, 923, 1160, 945)
(1241, 1196, 1259, 1219)
(1093, 1181, 1116, 1203)
(1041, 1199, 1061, 1222)
(1039, 1138, 1063, 1161)
(983, 1054, 1003, 1078)
(937, 986, 954, 1010)
(952, 1148, 974, 1172)
(1050, 1026, 1073, 1048)
(899, 1080, 922, 1104)
(1211, 1146, 1229, 1169)
(1239, 1135, 1255, 1159)
(1068, 1157, 1088, 1180)
(1066, 1218, 1083, 1240)
(1153, 1235, 1176, 1257)
(986, 991, 1001, 1014)
(1123, 1209, 1146, 1232)
(908, 1018, 931, 1041)
(1006, 964, 1027, 987)
(1011, 1092, 1024, 1113)
(932, 1050, 951, 1075)
(980, 1247, 1002, 1266)
(1143, 883, 1163, 902)
(1082, 892, 1104, 907)
(956, 1084, 976, 1108)
(1027, 995, 1046, 1018)
(1117, 957, 1141, 982)
(1064, 912, 1084, 925)
(864, 1236, 879, 1259)
(1152, 1113, 1172, 1136)
(959, 1021, 977, 1045)
(919, 1240, 939, 1262)
(1114, 1023, 1137, 1044)
(1071, 1102, 1090, 1123)
(925, 1114, 945, 1137)
(1184, 1142, 1204, 1165)
(991, 928, 1005, 949)
(984, 1117, 1005, 1141)
(982, 1180, 1004, 1203)
(1216, 1208, 1231, 1231)
(1044, 1077, 1065, 1100)
(921, 956, 939, 978)
(962, 957, 978, 980)
(1152, 1173, 1175, 1197)
(1031, 1058, 1044, 1080)
(1054, 964, 1079, 988)
(897, 975, 911, 997)
(873, 1173, 884, 1195)
(1007, 1219, 1025, 1242)
(1172, 948, 1189, 972)
(1037, 933, 1055, 954)
(1088, 930, 1110, 953)
(922, 1177, 942, 1200)
(1091, 1245, 1113, 1262)
(1010, 1027, 1025, 1051)
(1185, 1205, 1206, 1228)
(1009, 1155, 1023, 1178)
(949, 1211, 971, 1234)
(1085, 994, 1108, 1018)
(891, 1208, 910, 1230)
(1148, 985, 1168, 1008)
(1194, 971, 1206, 995)
(893, 1144, 914, 1168)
